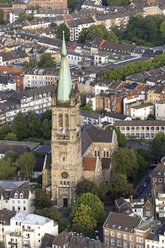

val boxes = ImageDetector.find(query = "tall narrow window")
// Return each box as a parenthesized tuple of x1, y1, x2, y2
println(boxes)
(65, 114, 69, 128)
(59, 114, 63, 128)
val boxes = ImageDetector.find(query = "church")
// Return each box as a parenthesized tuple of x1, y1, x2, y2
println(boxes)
(42, 33, 118, 208)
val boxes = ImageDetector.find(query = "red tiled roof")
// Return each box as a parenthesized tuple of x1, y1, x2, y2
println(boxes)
(83, 157, 96, 171)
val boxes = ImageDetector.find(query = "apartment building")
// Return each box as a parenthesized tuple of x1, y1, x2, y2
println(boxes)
(3, 212, 58, 248)
(145, 225, 165, 248)
(66, 17, 96, 41)
(115, 120, 165, 139)
(0, 181, 35, 214)
(0, 85, 53, 123)
(130, 103, 154, 120)
(151, 162, 165, 187)
(28, 0, 67, 9)
(155, 103, 165, 120)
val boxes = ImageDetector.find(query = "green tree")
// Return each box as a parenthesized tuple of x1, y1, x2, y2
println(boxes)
(11, 112, 28, 139)
(4, 151, 19, 163)
(70, 192, 105, 226)
(49, 22, 57, 28)
(147, 114, 155, 120)
(160, 21, 165, 38)
(36, 207, 61, 221)
(72, 204, 97, 237)
(57, 23, 70, 41)
(42, 109, 52, 121)
(107, 173, 134, 199)
(0, 9, 4, 24)
(34, 188, 52, 209)
(78, 28, 88, 43)
(41, 119, 51, 139)
(0, 124, 10, 139)
(59, 220, 71, 233)
(113, 148, 138, 182)
(16, 152, 35, 178)
(5, 132, 17, 141)
(38, 53, 55, 68)
(68, 0, 78, 10)
(76, 179, 98, 196)
(106, 126, 126, 147)
(26, 112, 41, 137)
(0, 159, 16, 179)
(29, 58, 37, 67)
(151, 132, 165, 161)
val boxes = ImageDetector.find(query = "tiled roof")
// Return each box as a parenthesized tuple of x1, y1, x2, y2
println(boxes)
(83, 157, 96, 171)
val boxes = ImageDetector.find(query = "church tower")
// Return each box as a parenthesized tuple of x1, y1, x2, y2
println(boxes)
(51, 33, 82, 208)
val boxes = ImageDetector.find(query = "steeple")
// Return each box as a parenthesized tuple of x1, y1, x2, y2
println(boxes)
(57, 31, 72, 101)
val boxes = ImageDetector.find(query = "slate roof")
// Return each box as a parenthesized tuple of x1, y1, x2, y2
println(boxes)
(101, 158, 111, 170)
(103, 212, 141, 232)
(115, 120, 165, 127)
(105, 112, 128, 120)
(41, 233, 55, 248)
(85, 128, 113, 143)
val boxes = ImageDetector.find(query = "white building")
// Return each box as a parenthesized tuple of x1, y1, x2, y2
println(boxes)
(145, 229, 165, 248)
(4, 212, 58, 248)
(155, 103, 165, 120)
(115, 120, 165, 139)
(0, 182, 35, 214)
(130, 103, 154, 120)
(123, 94, 145, 114)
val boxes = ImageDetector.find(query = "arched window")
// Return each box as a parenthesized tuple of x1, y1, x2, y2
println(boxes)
(14, 193, 18, 199)
(65, 114, 69, 128)
(59, 114, 63, 128)
(107, 151, 109, 157)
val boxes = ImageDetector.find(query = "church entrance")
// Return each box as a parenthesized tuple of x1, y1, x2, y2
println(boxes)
(63, 198, 68, 207)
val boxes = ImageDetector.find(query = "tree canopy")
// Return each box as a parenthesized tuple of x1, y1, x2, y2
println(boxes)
(16, 152, 35, 178)
(78, 24, 117, 43)
(0, 158, 16, 179)
(76, 179, 98, 197)
(38, 53, 55, 68)
(151, 132, 165, 162)
(34, 188, 52, 209)
(36, 207, 61, 222)
(57, 23, 70, 41)
(11, 112, 28, 140)
(0, 9, 4, 24)
(70, 192, 105, 227)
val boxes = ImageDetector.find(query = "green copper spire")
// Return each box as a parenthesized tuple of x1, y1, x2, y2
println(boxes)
(57, 31, 72, 101)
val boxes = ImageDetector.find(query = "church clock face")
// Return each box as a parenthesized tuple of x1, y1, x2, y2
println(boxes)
(61, 172, 68, 179)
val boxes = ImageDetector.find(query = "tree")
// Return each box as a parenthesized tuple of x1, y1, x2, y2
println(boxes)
(42, 109, 52, 121)
(151, 132, 165, 162)
(26, 112, 41, 137)
(72, 204, 97, 237)
(113, 148, 139, 182)
(107, 173, 134, 199)
(0, 159, 16, 179)
(70, 192, 105, 226)
(78, 24, 117, 44)
(34, 188, 52, 209)
(16, 152, 35, 178)
(76, 179, 98, 197)
(4, 151, 19, 163)
(0, 9, 4, 24)
(38, 53, 55, 68)
(68, 0, 78, 10)
(147, 114, 155, 120)
(160, 21, 165, 38)
(35, 207, 61, 221)
(11, 112, 28, 139)
(18, 12, 34, 22)
(41, 119, 51, 139)
(57, 23, 70, 41)
(0, 124, 10, 139)
(5, 132, 17, 141)
(29, 58, 37, 67)
(106, 126, 126, 147)
(50, 22, 57, 28)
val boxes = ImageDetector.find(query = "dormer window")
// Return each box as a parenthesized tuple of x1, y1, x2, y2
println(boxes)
(20, 193, 23, 198)
(14, 193, 18, 198)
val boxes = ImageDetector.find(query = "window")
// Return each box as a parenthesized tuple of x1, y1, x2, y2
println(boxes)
(136, 237, 143, 243)
(123, 234, 127, 240)
(130, 235, 133, 241)
(105, 237, 109, 244)
(117, 240, 122, 247)
(153, 178, 157, 182)
(65, 114, 69, 128)
(111, 238, 115, 245)
(58, 114, 63, 128)
(105, 230, 108, 235)
(20, 193, 23, 198)
(117, 232, 121, 238)
(123, 241, 128, 248)
(14, 193, 18, 198)
(111, 231, 115, 237)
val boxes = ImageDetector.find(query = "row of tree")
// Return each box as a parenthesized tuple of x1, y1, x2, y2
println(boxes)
(0, 110, 52, 141)
(104, 52, 165, 80)
(113, 15, 165, 46)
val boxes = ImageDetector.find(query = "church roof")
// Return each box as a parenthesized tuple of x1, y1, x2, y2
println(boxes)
(57, 32, 72, 101)
(83, 157, 96, 171)
(85, 128, 113, 143)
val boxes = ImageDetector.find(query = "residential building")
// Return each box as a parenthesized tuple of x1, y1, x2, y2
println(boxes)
(0, 50, 28, 66)
(153, 185, 165, 218)
(145, 224, 165, 248)
(151, 162, 165, 187)
(130, 103, 154, 120)
(155, 103, 165, 120)
(115, 120, 165, 139)
(28, 0, 67, 9)
(0, 182, 35, 213)
(3, 212, 58, 248)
